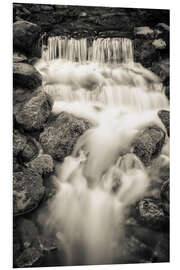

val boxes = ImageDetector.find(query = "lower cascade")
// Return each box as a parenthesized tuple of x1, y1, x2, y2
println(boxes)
(35, 37, 169, 265)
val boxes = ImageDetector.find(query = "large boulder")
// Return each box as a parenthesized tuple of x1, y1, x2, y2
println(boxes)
(151, 59, 169, 84)
(27, 154, 54, 177)
(13, 168, 45, 216)
(133, 126, 166, 166)
(14, 89, 53, 131)
(13, 20, 41, 55)
(13, 62, 42, 90)
(40, 112, 90, 161)
(158, 110, 169, 136)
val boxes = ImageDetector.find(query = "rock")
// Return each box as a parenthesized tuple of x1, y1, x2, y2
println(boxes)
(13, 156, 22, 172)
(136, 198, 169, 231)
(14, 90, 53, 131)
(21, 137, 39, 162)
(156, 23, 169, 32)
(40, 5, 54, 11)
(151, 59, 169, 83)
(133, 126, 166, 166)
(134, 26, 154, 36)
(16, 247, 42, 268)
(13, 52, 28, 63)
(152, 39, 166, 49)
(160, 180, 169, 203)
(27, 154, 54, 177)
(13, 168, 45, 216)
(16, 218, 40, 249)
(160, 180, 169, 214)
(13, 129, 27, 156)
(158, 110, 169, 136)
(13, 62, 42, 90)
(134, 39, 159, 68)
(40, 112, 90, 161)
(13, 20, 41, 55)
(152, 234, 169, 262)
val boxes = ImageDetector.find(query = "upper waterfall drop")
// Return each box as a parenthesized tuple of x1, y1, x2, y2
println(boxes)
(42, 36, 134, 63)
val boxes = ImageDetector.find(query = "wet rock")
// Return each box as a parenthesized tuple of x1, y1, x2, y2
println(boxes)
(39, 236, 57, 252)
(134, 26, 154, 37)
(40, 112, 90, 161)
(152, 39, 166, 49)
(27, 154, 54, 177)
(13, 20, 41, 55)
(16, 247, 42, 268)
(21, 137, 39, 162)
(13, 156, 22, 172)
(136, 198, 169, 231)
(133, 126, 166, 166)
(158, 110, 169, 136)
(14, 90, 53, 131)
(13, 168, 45, 216)
(13, 62, 42, 90)
(13, 52, 28, 63)
(13, 129, 27, 156)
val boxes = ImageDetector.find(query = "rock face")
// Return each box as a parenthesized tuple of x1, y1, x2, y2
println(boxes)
(133, 126, 166, 166)
(158, 110, 169, 136)
(13, 62, 42, 90)
(13, 168, 45, 216)
(136, 198, 169, 231)
(14, 89, 53, 131)
(40, 112, 90, 161)
(27, 154, 54, 176)
(13, 20, 41, 55)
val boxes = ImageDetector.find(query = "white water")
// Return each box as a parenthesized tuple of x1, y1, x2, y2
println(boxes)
(42, 36, 134, 63)
(36, 37, 169, 265)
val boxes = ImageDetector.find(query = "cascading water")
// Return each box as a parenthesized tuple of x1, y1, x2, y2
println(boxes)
(42, 36, 134, 63)
(35, 36, 169, 265)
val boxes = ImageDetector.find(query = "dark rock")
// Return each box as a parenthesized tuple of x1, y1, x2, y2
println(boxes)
(134, 39, 159, 68)
(13, 168, 45, 216)
(151, 59, 169, 83)
(16, 218, 40, 249)
(27, 154, 54, 177)
(152, 233, 169, 262)
(13, 129, 27, 156)
(13, 20, 41, 55)
(14, 89, 53, 131)
(133, 126, 166, 166)
(158, 110, 169, 136)
(13, 62, 42, 90)
(136, 198, 169, 231)
(21, 137, 39, 162)
(40, 112, 90, 161)
(16, 247, 42, 268)
(13, 156, 22, 172)
(160, 180, 169, 214)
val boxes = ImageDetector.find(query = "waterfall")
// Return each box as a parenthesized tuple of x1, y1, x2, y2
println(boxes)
(42, 36, 134, 63)
(36, 34, 169, 266)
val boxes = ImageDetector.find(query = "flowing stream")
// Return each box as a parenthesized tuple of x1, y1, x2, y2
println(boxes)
(35, 37, 169, 265)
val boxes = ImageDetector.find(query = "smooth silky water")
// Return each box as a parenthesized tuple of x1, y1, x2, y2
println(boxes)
(34, 37, 169, 266)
